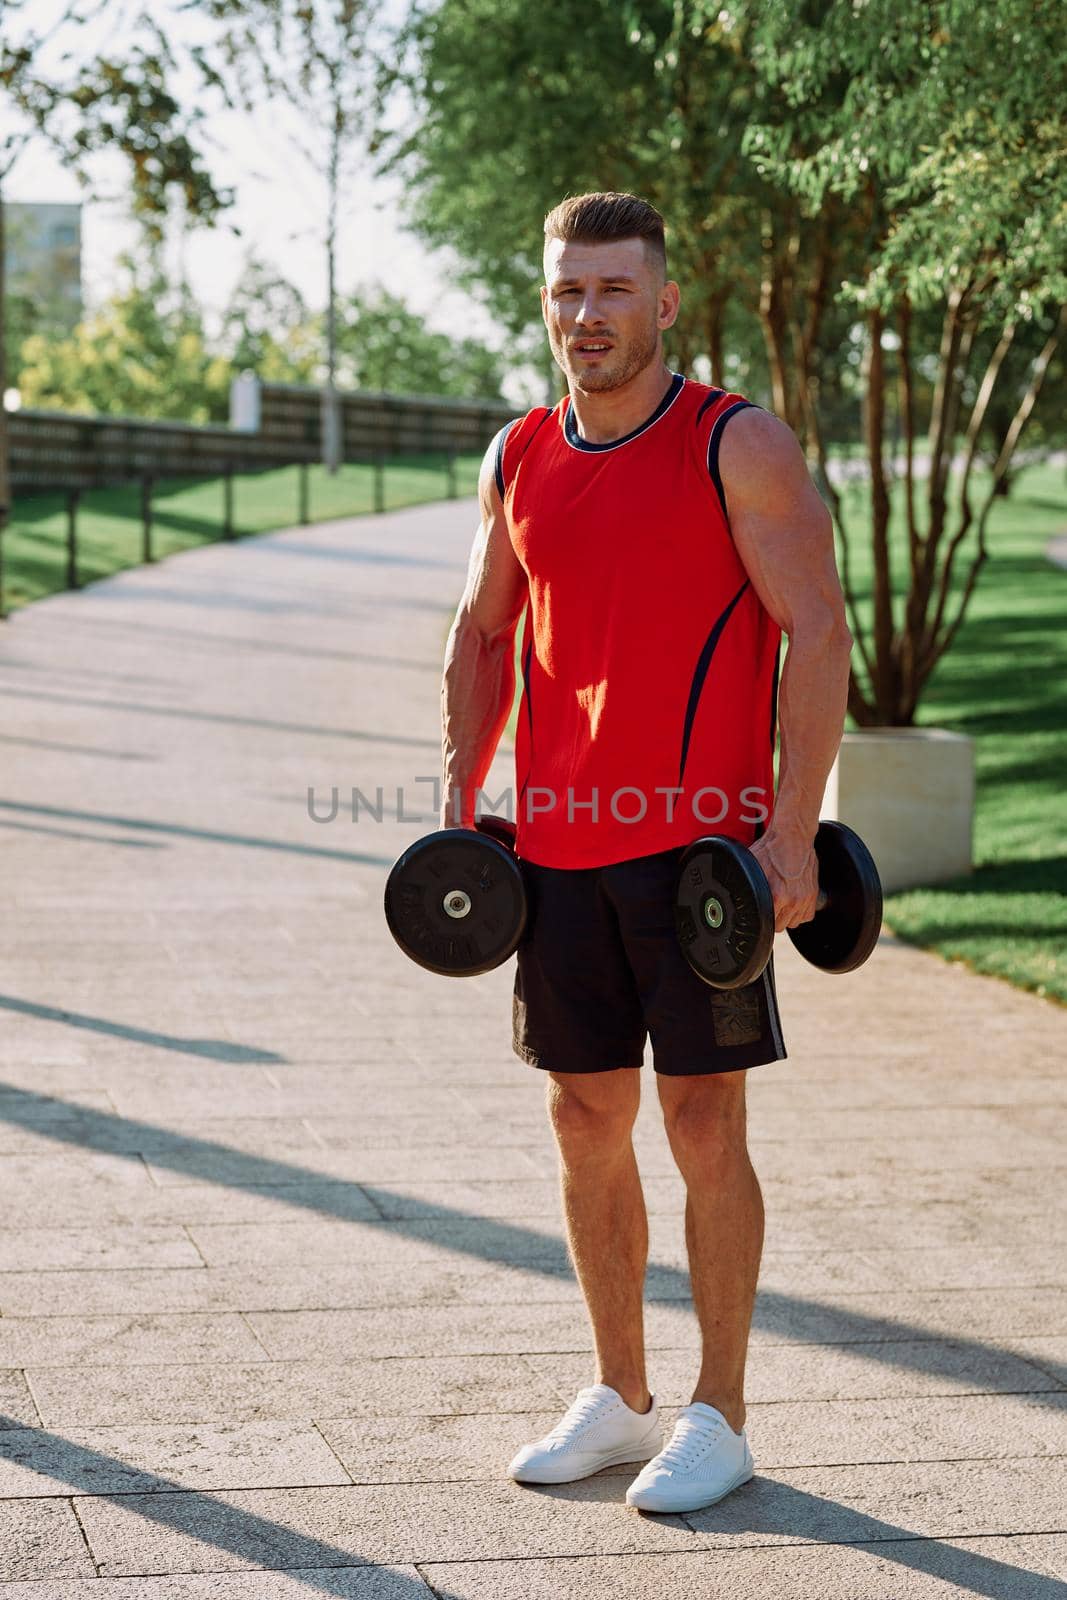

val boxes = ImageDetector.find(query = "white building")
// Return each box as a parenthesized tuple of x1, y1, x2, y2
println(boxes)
(5, 201, 83, 328)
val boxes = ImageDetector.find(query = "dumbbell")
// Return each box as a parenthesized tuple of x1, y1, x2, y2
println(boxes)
(384, 815, 526, 976)
(675, 820, 883, 990)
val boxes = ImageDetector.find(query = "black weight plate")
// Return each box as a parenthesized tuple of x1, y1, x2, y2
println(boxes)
(787, 820, 883, 974)
(475, 812, 518, 851)
(675, 835, 776, 990)
(384, 829, 527, 977)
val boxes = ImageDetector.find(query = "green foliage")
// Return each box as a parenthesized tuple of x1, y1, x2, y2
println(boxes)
(385, 0, 1067, 726)
(742, 0, 1067, 324)
(14, 237, 508, 418)
(17, 250, 233, 423)
(220, 257, 321, 383)
(1, 7, 232, 232)
(330, 285, 508, 398)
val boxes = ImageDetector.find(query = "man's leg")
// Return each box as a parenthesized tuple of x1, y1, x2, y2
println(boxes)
(547, 1067, 652, 1415)
(656, 1068, 763, 1433)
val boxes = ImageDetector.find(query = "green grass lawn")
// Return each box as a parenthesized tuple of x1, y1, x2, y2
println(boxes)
(1, 453, 482, 612)
(835, 459, 1066, 1004)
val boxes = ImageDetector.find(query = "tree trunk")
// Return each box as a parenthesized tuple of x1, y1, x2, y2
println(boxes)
(705, 289, 727, 389)
(322, 86, 342, 475)
(863, 304, 897, 720)
(758, 208, 792, 424)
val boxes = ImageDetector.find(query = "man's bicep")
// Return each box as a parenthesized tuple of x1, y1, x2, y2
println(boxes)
(721, 410, 847, 639)
(456, 442, 528, 644)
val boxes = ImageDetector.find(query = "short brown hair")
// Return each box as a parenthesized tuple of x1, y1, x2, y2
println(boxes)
(543, 192, 667, 275)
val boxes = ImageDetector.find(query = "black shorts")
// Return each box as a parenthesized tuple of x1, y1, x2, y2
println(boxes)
(512, 847, 788, 1077)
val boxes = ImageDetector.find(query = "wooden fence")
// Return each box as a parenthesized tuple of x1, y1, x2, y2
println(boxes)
(8, 382, 515, 494)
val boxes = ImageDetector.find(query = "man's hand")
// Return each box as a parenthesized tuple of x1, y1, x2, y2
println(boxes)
(749, 828, 820, 933)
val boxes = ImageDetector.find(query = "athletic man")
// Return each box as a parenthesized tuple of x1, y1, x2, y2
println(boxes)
(439, 192, 852, 1514)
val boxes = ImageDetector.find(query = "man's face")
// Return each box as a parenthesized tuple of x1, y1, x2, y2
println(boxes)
(541, 236, 680, 393)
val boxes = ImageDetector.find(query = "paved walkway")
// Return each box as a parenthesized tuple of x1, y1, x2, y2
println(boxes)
(0, 501, 1064, 1598)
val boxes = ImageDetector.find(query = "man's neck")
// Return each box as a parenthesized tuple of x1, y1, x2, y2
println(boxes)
(566, 362, 676, 445)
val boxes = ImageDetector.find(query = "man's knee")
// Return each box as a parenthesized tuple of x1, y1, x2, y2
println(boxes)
(547, 1068, 640, 1155)
(658, 1071, 749, 1171)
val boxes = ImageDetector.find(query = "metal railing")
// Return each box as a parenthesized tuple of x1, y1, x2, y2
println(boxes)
(0, 448, 469, 619)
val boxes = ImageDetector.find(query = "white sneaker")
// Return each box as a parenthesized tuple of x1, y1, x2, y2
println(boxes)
(625, 1401, 753, 1513)
(508, 1384, 661, 1485)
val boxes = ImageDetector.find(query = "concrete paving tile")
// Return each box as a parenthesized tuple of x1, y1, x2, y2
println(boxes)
(0, 1313, 266, 1369)
(419, 1537, 1067, 1599)
(260, 1284, 1067, 1368)
(526, 1337, 1064, 1407)
(28, 1353, 564, 1427)
(747, 1391, 1067, 1468)
(747, 1073, 1067, 1110)
(756, 1163, 1067, 1210)
(0, 1571, 435, 1598)
(316, 1391, 1067, 1484)
(74, 1479, 692, 1577)
(367, 1176, 686, 1221)
(0, 1153, 156, 1211)
(0, 1227, 203, 1273)
(0, 1369, 40, 1427)
(316, 1412, 559, 1484)
(0, 1090, 116, 1120)
(0, 1496, 96, 1580)
(745, 1131, 1063, 1171)
(752, 1243, 1064, 1296)
(246, 1303, 602, 1361)
(94, 1117, 336, 1160)
(680, 1457, 1067, 1547)
(746, 1286, 1067, 1346)
(0, 1421, 350, 1497)
(0, 1179, 382, 1231)
(143, 1144, 540, 1187)
(184, 1217, 573, 1271)
(0, 1259, 581, 1319)
(869, 1245, 1065, 1292)
(304, 1115, 542, 1150)
(761, 1200, 1058, 1255)
(108, 1084, 469, 1123)
(999, 1337, 1067, 1386)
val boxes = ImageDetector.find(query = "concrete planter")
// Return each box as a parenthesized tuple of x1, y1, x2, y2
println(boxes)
(820, 728, 975, 894)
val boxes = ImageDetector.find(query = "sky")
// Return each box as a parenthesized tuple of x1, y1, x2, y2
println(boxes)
(4, 0, 544, 407)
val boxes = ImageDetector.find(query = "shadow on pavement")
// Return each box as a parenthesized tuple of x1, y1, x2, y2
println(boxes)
(0, 799, 397, 869)
(0, 1003, 283, 1065)
(0, 1417, 461, 1598)
(0, 1084, 1061, 1407)
(0, 683, 440, 751)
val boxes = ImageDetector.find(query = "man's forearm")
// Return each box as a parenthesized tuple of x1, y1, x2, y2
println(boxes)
(769, 630, 852, 858)
(440, 612, 519, 827)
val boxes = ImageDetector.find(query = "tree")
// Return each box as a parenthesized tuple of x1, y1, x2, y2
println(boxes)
(15, 233, 508, 415)
(386, 0, 1066, 725)
(743, 0, 1067, 723)
(0, 0, 232, 543)
(17, 244, 233, 421)
(219, 254, 320, 382)
(204, 0, 380, 469)
(330, 285, 507, 399)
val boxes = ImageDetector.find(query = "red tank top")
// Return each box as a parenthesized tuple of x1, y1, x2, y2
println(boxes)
(497, 372, 780, 869)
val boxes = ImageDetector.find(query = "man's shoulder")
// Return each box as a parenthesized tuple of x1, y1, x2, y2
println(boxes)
(496, 400, 561, 496)
(680, 376, 759, 426)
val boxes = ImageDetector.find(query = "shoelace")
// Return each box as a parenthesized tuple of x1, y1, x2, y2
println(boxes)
(656, 1413, 724, 1472)
(546, 1390, 614, 1441)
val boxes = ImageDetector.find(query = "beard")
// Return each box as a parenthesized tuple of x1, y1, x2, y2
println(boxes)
(550, 319, 661, 393)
